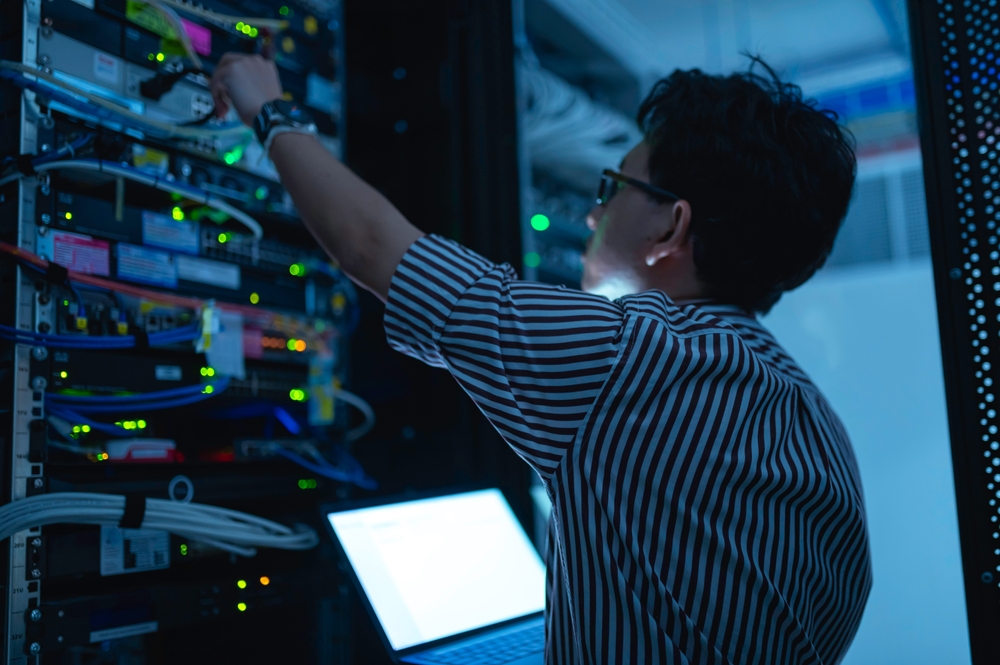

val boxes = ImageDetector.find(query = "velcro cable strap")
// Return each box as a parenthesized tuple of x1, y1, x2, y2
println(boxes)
(131, 327, 149, 349)
(15, 154, 35, 176)
(45, 262, 68, 284)
(119, 493, 146, 529)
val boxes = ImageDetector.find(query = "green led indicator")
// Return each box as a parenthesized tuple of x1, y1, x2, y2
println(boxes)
(180, 543, 188, 555)
(524, 252, 541, 268)
(279, 5, 289, 15)
(218, 232, 229, 243)
(255, 186, 268, 200)
(223, 146, 244, 165)
(171, 206, 184, 221)
(249, 292, 260, 305)
(203, 385, 214, 394)
(62, 299, 69, 306)
(237, 579, 247, 589)
(297, 478, 318, 489)
(530, 214, 550, 232)
(237, 602, 247, 612)
(289, 388, 307, 402)
(289, 262, 305, 276)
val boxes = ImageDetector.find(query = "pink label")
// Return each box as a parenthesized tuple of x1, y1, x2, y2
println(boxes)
(182, 19, 212, 56)
(243, 328, 263, 359)
(53, 232, 110, 276)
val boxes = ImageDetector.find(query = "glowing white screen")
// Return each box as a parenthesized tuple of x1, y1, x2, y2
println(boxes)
(327, 489, 546, 651)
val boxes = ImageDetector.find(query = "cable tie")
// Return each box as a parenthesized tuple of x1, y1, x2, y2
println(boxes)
(44, 262, 69, 284)
(119, 493, 147, 529)
(16, 154, 35, 176)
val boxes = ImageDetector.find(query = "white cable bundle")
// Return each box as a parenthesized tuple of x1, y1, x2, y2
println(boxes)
(0, 492, 318, 557)
(519, 64, 641, 188)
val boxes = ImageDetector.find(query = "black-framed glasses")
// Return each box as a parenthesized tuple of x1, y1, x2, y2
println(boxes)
(596, 169, 680, 206)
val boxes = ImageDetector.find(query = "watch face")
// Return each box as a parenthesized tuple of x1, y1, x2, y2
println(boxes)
(273, 100, 314, 124)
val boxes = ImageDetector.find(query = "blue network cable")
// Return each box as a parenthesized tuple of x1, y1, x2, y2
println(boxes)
(0, 322, 201, 349)
(45, 379, 230, 436)
(47, 378, 228, 409)
(208, 402, 377, 489)
(273, 446, 377, 490)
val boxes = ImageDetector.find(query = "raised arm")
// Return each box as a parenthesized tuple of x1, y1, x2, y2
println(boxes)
(210, 53, 423, 301)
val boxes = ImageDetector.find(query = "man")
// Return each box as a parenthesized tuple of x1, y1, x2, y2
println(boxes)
(211, 54, 871, 664)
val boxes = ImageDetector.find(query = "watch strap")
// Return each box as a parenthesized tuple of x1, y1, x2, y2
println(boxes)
(262, 124, 317, 155)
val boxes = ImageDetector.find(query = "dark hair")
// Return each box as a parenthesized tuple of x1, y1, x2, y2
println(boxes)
(637, 57, 856, 313)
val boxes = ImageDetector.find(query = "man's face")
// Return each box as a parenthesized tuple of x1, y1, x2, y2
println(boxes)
(581, 142, 665, 299)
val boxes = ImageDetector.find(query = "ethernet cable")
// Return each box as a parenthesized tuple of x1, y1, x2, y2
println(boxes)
(273, 446, 377, 490)
(142, 0, 203, 69)
(153, 0, 289, 31)
(29, 159, 263, 239)
(334, 387, 376, 442)
(0, 135, 92, 186)
(0, 492, 318, 556)
(0, 158, 263, 239)
(45, 379, 230, 436)
(0, 322, 201, 349)
(0, 243, 335, 354)
(0, 61, 249, 140)
(47, 378, 230, 413)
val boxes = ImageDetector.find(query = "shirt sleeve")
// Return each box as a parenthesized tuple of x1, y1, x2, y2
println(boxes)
(384, 235, 625, 476)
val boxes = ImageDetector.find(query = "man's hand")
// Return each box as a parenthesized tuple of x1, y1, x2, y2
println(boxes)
(208, 52, 424, 302)
(210, 53, 284, 125)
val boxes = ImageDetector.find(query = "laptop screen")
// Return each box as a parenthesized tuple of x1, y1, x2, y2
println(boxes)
(326, 488, 547, 651)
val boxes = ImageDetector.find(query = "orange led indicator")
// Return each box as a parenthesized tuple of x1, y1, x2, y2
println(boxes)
(259, 576, 270, 586)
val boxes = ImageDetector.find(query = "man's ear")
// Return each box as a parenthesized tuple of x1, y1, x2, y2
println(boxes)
(644, 200, 693, 267)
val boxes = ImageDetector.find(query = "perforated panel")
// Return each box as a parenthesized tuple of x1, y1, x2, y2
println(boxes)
(910, 1, 1000, 661)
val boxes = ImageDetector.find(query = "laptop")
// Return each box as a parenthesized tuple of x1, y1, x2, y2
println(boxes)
(323, 488, 547, 665)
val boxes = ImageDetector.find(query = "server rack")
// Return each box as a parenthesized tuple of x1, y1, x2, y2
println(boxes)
(0, 0, 359, 661)
(910, 1, 1000, 662)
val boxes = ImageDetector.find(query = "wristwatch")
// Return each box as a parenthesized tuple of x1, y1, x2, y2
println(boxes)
(253, 99, 318, 153)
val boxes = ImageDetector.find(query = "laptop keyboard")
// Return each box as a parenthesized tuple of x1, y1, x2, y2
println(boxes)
(420, 622, 544, 664)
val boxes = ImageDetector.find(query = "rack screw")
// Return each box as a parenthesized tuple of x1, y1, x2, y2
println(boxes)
(30, 568, 41, 578)
(29, 609, 41, 622)
(30, 537, 41, 546)
(28, 642, 40, 655)
(30, 377, 47, 391)
(31, 346, 47, 361)
(32, 479, 43, 490)
(40, 213, 51, 225)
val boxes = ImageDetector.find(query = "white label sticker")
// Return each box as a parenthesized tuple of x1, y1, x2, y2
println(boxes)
(37, 231, 110, 276)
(99, 527, 170, 576)
(177, 255, 241, 290)
(205, 311, 246, 379)
(93, 52, 120, 85)
(154, 365, 182, 381)
(142, 211, 199, 255)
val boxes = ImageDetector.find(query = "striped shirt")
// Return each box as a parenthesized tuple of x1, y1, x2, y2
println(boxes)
(385, 235, 872, 665)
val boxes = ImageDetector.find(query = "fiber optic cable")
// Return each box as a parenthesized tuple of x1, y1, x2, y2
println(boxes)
(0, 61, 249, 140)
